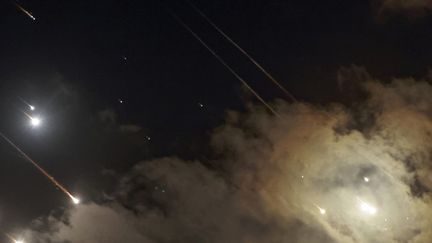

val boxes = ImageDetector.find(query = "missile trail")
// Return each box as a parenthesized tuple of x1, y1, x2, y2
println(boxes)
(0, 132, 79, 204)
(14, 2, 36, 21)
(170, 12, 279, 116)
(185, 0, 297, 102)
(18, 97, 35, 111)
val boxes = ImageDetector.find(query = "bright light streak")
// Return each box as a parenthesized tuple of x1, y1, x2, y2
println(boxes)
(14, 3, 36, 21)
(359, 199, 377, 215)
(30, 116, 41, 127)
(364, 177, 369, 182)
(0, 132, 78, 203)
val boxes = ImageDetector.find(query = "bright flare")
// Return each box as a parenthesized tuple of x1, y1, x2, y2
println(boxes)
(30, 116, 41, 127)
(15, 240, 24, 243)
(319, 207, 326, 215)
(364, 177, 369, 182)
(359, 200, 377, 215)
(29, 105, 35, 111)
(72, 196, 80, 204)
(315, 205, 326, 215)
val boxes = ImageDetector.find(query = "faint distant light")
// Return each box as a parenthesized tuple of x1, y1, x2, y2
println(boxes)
(123, 56, 127, 60)
(29, 105, 35, 111)
(198, 102, 204, 108)
(30, 116, 41, 127)
(364, 177, 369, 182)
(301, 175, 304, 179)
(118, 99, 123, 104)
(146, 136, 151, 141)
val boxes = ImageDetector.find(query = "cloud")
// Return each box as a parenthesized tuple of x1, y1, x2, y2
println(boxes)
(23, 68, 432, 242)
(119, 124, 143, 133)
(98, 109, 117, 124)
(375, 0, 432, 18)
(98, 109, 143, 133)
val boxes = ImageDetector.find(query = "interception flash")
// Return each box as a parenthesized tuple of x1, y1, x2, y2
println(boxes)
(30, 116, 41, 127)
(359, 200, 377, 215)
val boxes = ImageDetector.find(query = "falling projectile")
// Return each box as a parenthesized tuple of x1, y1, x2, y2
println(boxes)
(0, 132, 80, 204)
(18, 97, 35, 111)
(186, 0, 297, 102)
(14, 2, 36, 21)
(170, 12, 279, 116)
(314, 204, 326, 215)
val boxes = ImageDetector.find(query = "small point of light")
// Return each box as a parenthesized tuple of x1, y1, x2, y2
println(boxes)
(364, 177, 369, 182)
(146, 136, 151, 141)
(30, 116, 41, 127)
(72, 196, 80, 204)
(29, 105, 35, 111)
(118, 99, 123, 104)
(301, 175, 304, 179)
(198, 102, 204, 108)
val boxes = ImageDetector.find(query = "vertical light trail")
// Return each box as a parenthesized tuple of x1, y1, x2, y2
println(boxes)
(0, 132, 79, 204)
(185, 0, 297, 102)
(170, 13, 280, 116)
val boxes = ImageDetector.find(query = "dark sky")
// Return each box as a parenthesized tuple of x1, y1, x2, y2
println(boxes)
(0, 0, 432, 239)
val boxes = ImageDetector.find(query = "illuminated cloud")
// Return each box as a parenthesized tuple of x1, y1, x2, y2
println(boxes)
(375, 0, 432, 18)
(23, 67, 432, 242)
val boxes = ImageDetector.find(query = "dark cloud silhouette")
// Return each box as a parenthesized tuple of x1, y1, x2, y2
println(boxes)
(375, 0, 432, 18)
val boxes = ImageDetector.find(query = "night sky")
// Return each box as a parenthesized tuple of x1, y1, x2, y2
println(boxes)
(1, 1, 432, 242)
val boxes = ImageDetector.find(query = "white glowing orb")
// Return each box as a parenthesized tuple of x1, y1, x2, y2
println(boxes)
(319, 207, 326, 215)
(359, 201, 377, 215)
(72, 196, 80, 204)
(30, 117, 41, 127)
(315, 205, 326, 215)
(364, 177, 369, 182)
(29, 105, 35, 111)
